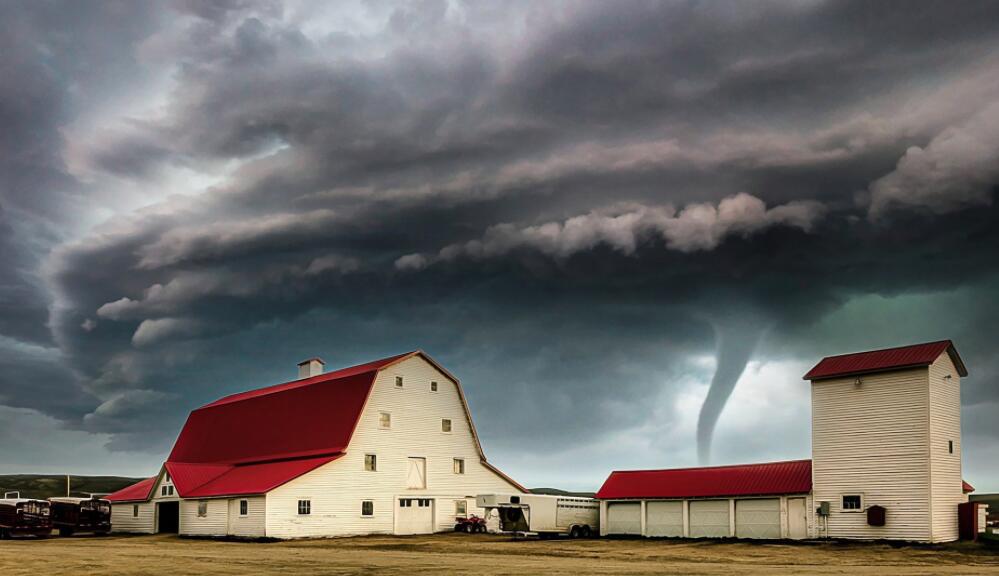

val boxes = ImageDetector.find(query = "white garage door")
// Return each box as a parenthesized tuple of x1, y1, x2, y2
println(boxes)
(396, 498, 434, 535)
(645, 501, 683, 537)
(689, 500, 730, 538)
(735, 499, 781, 539)
(606, 502, 642, 535)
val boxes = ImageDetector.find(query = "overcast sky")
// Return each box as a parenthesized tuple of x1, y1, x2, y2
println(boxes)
(1, 0, 998, 492)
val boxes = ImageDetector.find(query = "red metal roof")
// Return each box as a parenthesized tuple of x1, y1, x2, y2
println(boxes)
(963, 480, 975, 493)
(596, 460, 812, 500)
(803, 340, 967, 381)
(107, 477, 157, 503)
(113, 351, 524, 501)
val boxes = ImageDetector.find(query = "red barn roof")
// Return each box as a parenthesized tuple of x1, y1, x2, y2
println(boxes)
(109, 350, 524, 502)
(106, 476, 157, 503)
(963, 480, 975, 493)
(596, 460, 812, 500)
(803, 340, 967, 381)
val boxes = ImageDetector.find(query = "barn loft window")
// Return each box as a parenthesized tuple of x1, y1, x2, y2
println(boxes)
(431, 381, 438, 392)
(197, 501, 208, 517)
(132, 505, 139, 517)
(395, 376, 403, 388)
(168, 486, 174, 496)
(949, 440, 954, 454)
(453, 458, 465, 474)
(165, 472, 171, 483)
(161, 486, 167, 496)
(240, 500, 248, 516)
(361, 500, 374, 517)
(441, 418, 452, 433)
(365, 454, 377, 472)
(455, 500, 467, 516)
(842, 495, 862, 510)
(298, 500, 311, 515)
(379, 412, 391, 429)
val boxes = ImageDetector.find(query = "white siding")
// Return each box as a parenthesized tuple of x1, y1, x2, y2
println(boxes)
(811, 367, 931, 541)
(180, 499, 228, 536)
(110, 502, 155, 534)
(265, 355, 522, 538)
(928, 353, 962, 542)
(228, 497, 266, 537)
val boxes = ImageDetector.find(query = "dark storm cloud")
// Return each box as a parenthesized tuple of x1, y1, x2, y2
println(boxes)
(2, 1, 999, 483)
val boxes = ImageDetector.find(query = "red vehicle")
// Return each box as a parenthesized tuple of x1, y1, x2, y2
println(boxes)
(0, 497, 52, 539)
(454, 515, 488, 533)
(49, 497, 112, 536)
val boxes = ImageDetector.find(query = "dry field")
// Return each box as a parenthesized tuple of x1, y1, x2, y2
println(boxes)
(2, 532, 998, 575)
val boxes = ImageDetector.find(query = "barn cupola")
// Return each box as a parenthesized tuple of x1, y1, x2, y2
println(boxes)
(297, 357, 325, 379)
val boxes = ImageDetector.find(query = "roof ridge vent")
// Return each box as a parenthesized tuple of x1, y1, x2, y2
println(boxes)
(297, 357, 325, 379)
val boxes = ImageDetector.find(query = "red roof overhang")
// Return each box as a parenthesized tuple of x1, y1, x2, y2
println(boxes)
(804, 340, 967, 381)
(597, 460, 813, 500)
(106, 476, 157, 503)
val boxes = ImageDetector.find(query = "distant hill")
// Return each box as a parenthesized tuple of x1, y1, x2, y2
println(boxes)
(0, 475, 143, 499)
(529, 487, 597, 498)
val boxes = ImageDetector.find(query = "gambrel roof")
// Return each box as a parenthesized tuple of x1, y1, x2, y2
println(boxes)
(109, 351, 523, 502)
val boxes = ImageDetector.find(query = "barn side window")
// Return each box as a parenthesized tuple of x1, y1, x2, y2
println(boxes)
(361, 500, 374, 517)
(455, 500, 467, 516)
(842, 495, 862, 510)
(240, 500, 248, 516)
(133, 504, 139, 517)
(298, 500, 311, 515)
(453, 458, 465, 475)
(161, 486, 167, 496)
(379, 412, 391, 429)
(197, 501, 208, 517)
(431, 381, 438, 392)
(395, 376, 403, 388)
(365, 454, 378, 472)
(441, 418, 452, 433)
(949, 440, 954, 454)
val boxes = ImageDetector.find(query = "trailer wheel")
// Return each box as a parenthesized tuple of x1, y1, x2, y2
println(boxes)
(569, 526, 581, 539)
(59, 527, 74, 537)
(0, 528, 8, 540)
(581, 525, 591, 538)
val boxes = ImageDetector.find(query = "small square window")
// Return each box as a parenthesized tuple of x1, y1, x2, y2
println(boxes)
(842, 495, 862, 510)
(161, 486, 167, 496)
(379, 412, 391, 429)
(362, 500, 374, 516)
(395, 376, 403, 388)
(455, 500, 467, 516)
(298, 500, 311, 515)
(948, 440, 954, 454)
(453, 458, 465, 474)
(197, 501, 208, 517)
(240, 500, 248, 516)
(431, 381, 438, 392)
(365, 454, 377, 472)
(132, 505, 139, 518)
(442, 419, 452, 433)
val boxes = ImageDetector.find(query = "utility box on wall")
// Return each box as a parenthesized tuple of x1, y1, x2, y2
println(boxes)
(866, 505, 886, 527)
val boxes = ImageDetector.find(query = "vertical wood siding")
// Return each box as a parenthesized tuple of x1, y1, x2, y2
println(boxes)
(110, 502, 155, 533)
(265, 355, 523, 538)
(928, 353, 962, 542)
(811, 367, 931, 541)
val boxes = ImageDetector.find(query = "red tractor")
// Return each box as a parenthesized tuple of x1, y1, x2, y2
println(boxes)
(454, 515, 488, 533)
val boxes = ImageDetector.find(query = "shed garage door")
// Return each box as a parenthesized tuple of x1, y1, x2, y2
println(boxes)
(396, 498, 434, 535)
(689, 500, 730, 538)
(646, 501, 683, 537)
(606, 502, 641, 535)
(735, 499, 781, 539)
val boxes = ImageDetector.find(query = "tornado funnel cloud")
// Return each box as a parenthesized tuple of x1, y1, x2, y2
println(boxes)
(696, 325, 762, 464)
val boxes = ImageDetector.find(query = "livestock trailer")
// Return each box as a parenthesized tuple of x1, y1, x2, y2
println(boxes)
(476, 493, 599, 538)
(49, 497, 112, 536)
(0, 496, 52, 538)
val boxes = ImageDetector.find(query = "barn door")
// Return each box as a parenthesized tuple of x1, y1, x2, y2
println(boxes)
(407, 457, 427, 489)
(787, 498, 808, 539)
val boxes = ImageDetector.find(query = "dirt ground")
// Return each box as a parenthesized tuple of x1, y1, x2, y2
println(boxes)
(2, 532, 999, 575)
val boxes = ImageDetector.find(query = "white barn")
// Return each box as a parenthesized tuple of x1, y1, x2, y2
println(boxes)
(597, 340, 976, 542)
(108, 351, 525, 538)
